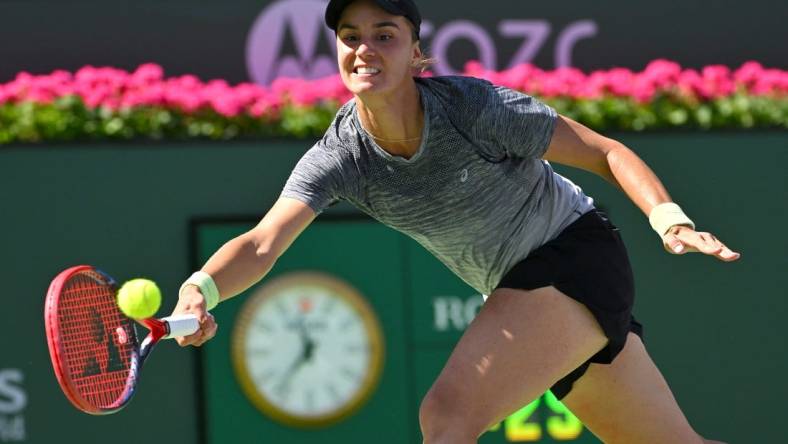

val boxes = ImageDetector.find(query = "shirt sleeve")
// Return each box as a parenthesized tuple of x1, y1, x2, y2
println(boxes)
(280, 142, 347, 214)
(476, 85, 558, 159)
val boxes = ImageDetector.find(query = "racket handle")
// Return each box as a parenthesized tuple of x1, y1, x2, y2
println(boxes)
(161, 314, 201, 339)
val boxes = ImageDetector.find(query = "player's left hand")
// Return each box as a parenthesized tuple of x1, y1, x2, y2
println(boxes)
(661, 225, 741, 262)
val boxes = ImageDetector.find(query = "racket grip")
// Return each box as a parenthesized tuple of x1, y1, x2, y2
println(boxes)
(161, 314, 201, 339)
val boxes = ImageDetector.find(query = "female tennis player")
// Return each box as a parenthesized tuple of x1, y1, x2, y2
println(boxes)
(173, 1, 738, 442)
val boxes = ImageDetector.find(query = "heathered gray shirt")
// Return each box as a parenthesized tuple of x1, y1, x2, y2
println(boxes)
(281, 76, 595, 295)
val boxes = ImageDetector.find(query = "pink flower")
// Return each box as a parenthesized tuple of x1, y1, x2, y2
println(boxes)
(605, 68, 635, 96)
(734, 61, 764, 88)
(164, 87, 204, 114)
(134, 82, 165, 106)
(53, 82, 76, 97)
(536, 67, 586, 98)
(575, 70, 608, 99)
(310, 75, 352, 103)
(130, 63, 164, 87)
(120, 91, 147, 109)
(1, 60, 783, 120)
(701, 65, 734, 98)
(233, 83, 265, 106)
(268, 77, 335, 106)
(632, 78, 657, 103)
(642, 59, 682, 89)
(48, 70, 73, 84)
(463, 61, 493, 81)
(177, 95, 203, 114)
(27, 88, 55, 104)
(5, 72, 32, 101)
(101, 96, 121, 111)
(779, 72, 788, 93)
(752, 69, 785, 95)
(172, 74, 202, 91)
(250, 93, 284, 118)
(677, 69, 703, 99)
(74, 66, 99, 86)
(269, 77, 301, 96)
(496, 64, 539, 91)
(83, 91, 108, 109)
(211, 93, 242, 117)
(290, 88, 320, 106)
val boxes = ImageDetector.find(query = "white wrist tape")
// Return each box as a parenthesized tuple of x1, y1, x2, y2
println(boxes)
(649, 202, 695, 236)
(179, 271, 220, 311)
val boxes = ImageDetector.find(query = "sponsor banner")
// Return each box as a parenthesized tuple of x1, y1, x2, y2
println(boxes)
(0, 369, 26, 443)
(1, 0, 785, 83)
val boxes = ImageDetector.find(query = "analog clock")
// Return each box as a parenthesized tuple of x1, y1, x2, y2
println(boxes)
(231, 272, 385, 427)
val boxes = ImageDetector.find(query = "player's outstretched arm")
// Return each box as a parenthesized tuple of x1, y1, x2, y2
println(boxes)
(173, 197, 317, 346)
(543, 114, 740, 262)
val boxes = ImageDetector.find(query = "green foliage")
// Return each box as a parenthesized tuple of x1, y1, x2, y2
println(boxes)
(0, 94, 785, 145)
(545, 93, 787, 132)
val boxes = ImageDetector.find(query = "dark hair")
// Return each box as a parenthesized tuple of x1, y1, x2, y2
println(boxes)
(401, 19, 419, 42)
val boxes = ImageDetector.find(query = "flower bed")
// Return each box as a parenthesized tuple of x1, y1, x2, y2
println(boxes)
(0, 60, 785, 144)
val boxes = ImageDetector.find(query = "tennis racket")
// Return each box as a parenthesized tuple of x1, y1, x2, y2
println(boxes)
(44, 265, 201, 415)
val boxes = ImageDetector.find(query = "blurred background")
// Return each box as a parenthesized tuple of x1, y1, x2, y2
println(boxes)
(1, 0, 786, 443)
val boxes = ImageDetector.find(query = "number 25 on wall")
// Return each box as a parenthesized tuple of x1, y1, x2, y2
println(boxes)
(489, 391, 584, 441)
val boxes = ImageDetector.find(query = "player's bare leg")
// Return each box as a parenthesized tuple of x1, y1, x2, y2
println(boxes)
(418, 286, 608, 444)
(562, 332, 727, 444)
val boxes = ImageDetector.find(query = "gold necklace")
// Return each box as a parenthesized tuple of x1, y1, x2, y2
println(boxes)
(367, 132, 422, 143)
(359, 118, 422, 143)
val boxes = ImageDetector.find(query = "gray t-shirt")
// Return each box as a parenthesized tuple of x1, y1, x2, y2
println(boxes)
(281, 76, 595, 295)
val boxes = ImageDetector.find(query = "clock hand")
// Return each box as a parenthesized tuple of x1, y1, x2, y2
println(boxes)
(274, 351, 306, 397)
(295, 314, 319, 362)
(274, 316, 312, 395)
(302, 330, 315, 362)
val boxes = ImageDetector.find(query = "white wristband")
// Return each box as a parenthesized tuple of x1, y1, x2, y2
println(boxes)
(648, 202, 695, 236)
(179, 271, 220, 311)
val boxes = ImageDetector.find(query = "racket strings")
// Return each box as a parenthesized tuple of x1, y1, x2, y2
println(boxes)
(58, 271, 136, 408)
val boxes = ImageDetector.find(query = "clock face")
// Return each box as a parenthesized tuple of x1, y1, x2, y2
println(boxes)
(232, 272, 385, 427)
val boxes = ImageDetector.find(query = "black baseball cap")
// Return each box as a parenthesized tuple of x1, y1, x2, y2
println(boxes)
(325, 0, 422, 39)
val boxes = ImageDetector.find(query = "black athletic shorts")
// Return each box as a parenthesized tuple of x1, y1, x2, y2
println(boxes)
(495, 209, 644, 400)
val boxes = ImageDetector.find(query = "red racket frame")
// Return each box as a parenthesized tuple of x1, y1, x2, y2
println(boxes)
(45, 265, 175, 415)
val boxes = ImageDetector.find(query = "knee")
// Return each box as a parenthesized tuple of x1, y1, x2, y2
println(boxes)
(419, 381, 479, 442)
(418, 386, 451, 439)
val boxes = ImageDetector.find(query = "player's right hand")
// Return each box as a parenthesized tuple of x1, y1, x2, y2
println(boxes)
(171, 285, 218, 347)
(661, 225, 741, 262)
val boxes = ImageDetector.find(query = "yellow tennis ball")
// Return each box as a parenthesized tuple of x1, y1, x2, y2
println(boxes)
(116, 279, 161, 319)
